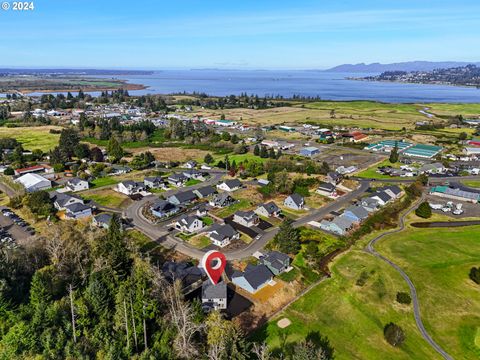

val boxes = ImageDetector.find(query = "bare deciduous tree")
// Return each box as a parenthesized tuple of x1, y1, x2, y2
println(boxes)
(162, 280, 203, 359)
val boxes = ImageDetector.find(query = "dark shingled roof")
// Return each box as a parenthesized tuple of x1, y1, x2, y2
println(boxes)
(202, 280, 227, 299)
(234, 264, 272, 290)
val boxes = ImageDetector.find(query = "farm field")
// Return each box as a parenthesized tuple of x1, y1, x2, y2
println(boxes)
(256, 247, 440, 359)
(375, 225, 480, 360)
(0, 125, 61, 152)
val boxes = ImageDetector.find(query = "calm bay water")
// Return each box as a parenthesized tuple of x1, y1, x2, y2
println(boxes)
(25, 70, 480, 103)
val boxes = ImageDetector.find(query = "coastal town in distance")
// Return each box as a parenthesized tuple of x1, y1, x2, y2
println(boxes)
(0, 1, 480, 359)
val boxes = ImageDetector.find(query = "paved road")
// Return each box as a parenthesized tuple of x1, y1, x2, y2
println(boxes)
(126, 178, 371, 260)
(351, 174, 480, 184)
(365, 197, 453, 360)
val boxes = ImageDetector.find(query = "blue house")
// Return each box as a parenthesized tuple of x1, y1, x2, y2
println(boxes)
(151, 200, 179, 218)
(232, 264, 273, 294)
(320, 215, 355, 236)
(343, 205, 369, 223)
(299, 146, 320, 157)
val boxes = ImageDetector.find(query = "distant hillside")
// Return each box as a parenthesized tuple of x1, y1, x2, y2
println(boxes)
(327, 61, 480, 73)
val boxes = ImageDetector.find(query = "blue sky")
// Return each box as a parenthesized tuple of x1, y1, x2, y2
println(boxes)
(1, 0, 479, 69)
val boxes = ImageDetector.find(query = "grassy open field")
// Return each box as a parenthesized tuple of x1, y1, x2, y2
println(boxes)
(194, 101, 434, 130)
(461, 180, 480, 188)
(193, 100, 480, 130)
(256, 248, 440, 359)
(82, 189, 132, 209)
(355, 158, 404, 179)
(0, 125, 61, 152)
(375, 225, 480, 359)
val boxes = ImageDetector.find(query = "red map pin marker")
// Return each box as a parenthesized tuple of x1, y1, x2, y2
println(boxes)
(201, 250, 226, 285)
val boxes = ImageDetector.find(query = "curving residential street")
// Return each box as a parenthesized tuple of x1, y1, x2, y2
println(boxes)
(365, 197, 453, 360)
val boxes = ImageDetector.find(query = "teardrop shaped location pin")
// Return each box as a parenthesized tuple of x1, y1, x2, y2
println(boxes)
(201, 250, 226, 285)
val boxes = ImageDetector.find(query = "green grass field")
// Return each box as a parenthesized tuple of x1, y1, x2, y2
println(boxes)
(185, 179, 202, 186)
(90, 177, 120, 188)
(82, 189, 131, 208)
(355, 159, 405, 179)
(215, 199, 251, 218)
(256, 249, 440, 359)
(461, 180, 480, 188)
(375, 225, 480, 359)
(0, 126, 61, 152)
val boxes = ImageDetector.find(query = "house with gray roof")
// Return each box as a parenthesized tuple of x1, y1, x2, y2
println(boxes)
(144, 176, 167, 190)
(260, 251, 290, 275)
(92, 213, 113, 229)
(316, 181, 337, 197)
(326, 171, 343, 185)
(383, 185, 403, 199)
(343, 205, 370, 223)
(209, 193, 235, 208)
(320, 215, 355, 236)
(206, 223, 239, 247)
(233, 210, 259, 227)
(284, 193, 305, 210)
(167, 190, 198, 206)
(201, 281, 227, 310)
(193, 185, 216, 198)
(361, 197, 381, 212)
(370, 190, 393, 206)
(167, 173, 187, 187)
(66, 177, 89, 192)
(116, 180, 147, 196)
(216, 179, 243, 192)
(151, 200, 179, 218)
(51, 191, 84, 211)
(255, 202, 281, 218)
(232, 264, 273, 293)
(65, 203, 92, 220)
(175, 215, 204, 233)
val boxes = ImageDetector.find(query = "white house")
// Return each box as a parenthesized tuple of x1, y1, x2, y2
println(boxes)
(233, 210, 259, 227)
(201, 281, 227, 310)
(66, 178, 89, 192)
(206, 223, 240, 247)
(115, 181, 147, 196)
(51, 192, 84, 211)
(316, 182, 337, 197)
(255, 202, 281, 218)
(175, 215, 204, 234)
(216, 179, 242, 192)
(284, 193, 305, 210)
(64, 203, 92, 220)
(16, 173, 51, 192)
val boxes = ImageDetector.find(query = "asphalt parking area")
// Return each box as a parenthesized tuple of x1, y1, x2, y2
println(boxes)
(257, 218, 273, 230)
(0, 208, 34, 243)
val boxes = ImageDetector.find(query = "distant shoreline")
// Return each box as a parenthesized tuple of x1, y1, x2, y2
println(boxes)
(19, 82, 148, 94)
(347, 77, 480, 90)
